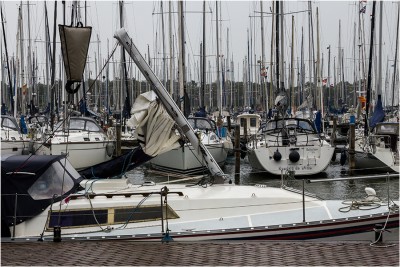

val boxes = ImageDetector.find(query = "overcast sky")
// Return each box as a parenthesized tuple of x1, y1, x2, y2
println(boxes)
(1, 0, 399, 87)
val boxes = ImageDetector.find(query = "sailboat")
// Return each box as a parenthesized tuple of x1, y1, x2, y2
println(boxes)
(1, 28, 398, 242)
(32, 116, 115, 171)
(148, 2, 230, 174)
(150, 115, 231, 174)
(354, 2, 399, 173)
(246, 2, 334, 177)
(246, 95, 335, 176)
(1, 115, 29, 156)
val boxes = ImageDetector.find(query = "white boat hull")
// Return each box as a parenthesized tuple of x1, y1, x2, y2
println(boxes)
(10, 181, 399, 242)
(355, 140, 399, 173)
(151, 143, 227, 174)
(34, 141, 113, 170)
(247, 145, 335, 176)
(1, 140, 29, 156)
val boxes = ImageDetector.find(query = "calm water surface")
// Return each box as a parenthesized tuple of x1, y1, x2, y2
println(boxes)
(126, 155, 399, 201)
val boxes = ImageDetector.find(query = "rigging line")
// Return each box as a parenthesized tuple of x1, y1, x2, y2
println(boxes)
(57, 115, 72, 225)
(83, 41, 118, 99)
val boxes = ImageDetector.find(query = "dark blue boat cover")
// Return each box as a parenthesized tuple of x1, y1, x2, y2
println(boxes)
(369, 95, 385, 130)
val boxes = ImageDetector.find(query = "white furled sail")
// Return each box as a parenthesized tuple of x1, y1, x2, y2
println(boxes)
(127, 91, 180, 156)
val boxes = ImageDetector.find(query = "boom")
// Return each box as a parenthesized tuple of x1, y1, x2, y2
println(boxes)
(114, 28, 226, 179)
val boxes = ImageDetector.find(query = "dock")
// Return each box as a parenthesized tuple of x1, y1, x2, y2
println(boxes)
(2, 240, 398, 266)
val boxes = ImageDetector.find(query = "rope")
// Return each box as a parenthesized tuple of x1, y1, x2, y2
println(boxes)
(369, 199, 399, 248)
(339, 198, 382, 212)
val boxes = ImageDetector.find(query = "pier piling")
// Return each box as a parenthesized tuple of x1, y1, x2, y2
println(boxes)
(349, 122, 355, 175)
(234, 124, 241, 184)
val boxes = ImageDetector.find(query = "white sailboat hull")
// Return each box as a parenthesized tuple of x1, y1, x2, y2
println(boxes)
(1, 140, 29, 156)
(34, 141, 113, 170)
(247, 144, 335, 176)
(151, 143, 227, 174)
(10, 181, 399, 242)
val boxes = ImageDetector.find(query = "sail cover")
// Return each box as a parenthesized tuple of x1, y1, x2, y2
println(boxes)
(369, 95, 385, 130)
(127, 91, 181, 156)
(1, 155, 82, 236)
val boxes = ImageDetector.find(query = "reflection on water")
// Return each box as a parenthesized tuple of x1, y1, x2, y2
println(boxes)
(126, 155, 399, 201)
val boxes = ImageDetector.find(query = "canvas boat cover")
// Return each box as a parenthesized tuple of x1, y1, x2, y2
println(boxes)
(1, 155, 82, 237)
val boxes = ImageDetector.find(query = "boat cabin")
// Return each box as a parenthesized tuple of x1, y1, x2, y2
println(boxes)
(1, 115, 21, 133)
(260, 118, 319, 147)
(236, 113, 261, 138)
(54, 117, 105, 133)
(374, 122, 399, 152)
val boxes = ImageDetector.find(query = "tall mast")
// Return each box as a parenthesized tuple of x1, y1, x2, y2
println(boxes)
(327, 45, 331, 109)
(392, 3, 399, 107)
(215, 1, 221, 114)
(338, 19, 341, 108)
(19, 4, 26, 116)
(308, 1, 315, 108)
(300, 27, 304, 105)
(353, 21, 357, 106)
(290, 15, 295, 114)
(307, 1, 313, 107)
(118, 1, 124, 112)
(1, 6, 14, 114)
(365, 0, 376, 136)
(201, 0, 206, 109)
(161, 1, 166, 87)
(316, 7, 321, 112)
(27, 1, 33, 107)
(168, 1, 173, 96)
(280, 1, 285, 91)
(353, 22, 357, 107)
(359, 1, 367, 97)
(333, 57, 336, 107)
(275, 0, 280, 92)
(44, 2, 51, 110)
(245, 36, 249, 108)
(260, 1, 267, 112)
(50, 1, 57, 131)
(269, 1, 275, 110)
(376, 1, 383, 99)
(226, 28, 230, 109)
(178, 1, 188, 116)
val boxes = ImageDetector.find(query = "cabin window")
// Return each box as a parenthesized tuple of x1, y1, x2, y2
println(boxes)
(27, 161, 76, 200)
(47, 205, 179, 228)
(240, 118, 246, 127)
(48, 209, 108, 228)
(69, 119, 85, 130)
(86, 121, 101, 132)
(298, 121, 313, 131)
(114, 205, 178, 223)
(250, 118, 257, 127)
(2, 117, 18, 131)
(376, 124, 399, 135)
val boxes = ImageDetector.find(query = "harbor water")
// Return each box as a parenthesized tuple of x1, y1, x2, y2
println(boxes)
(125, 155, 399, 202)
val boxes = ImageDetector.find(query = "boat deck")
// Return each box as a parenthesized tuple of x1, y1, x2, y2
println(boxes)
(2, 240, 398, 266)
